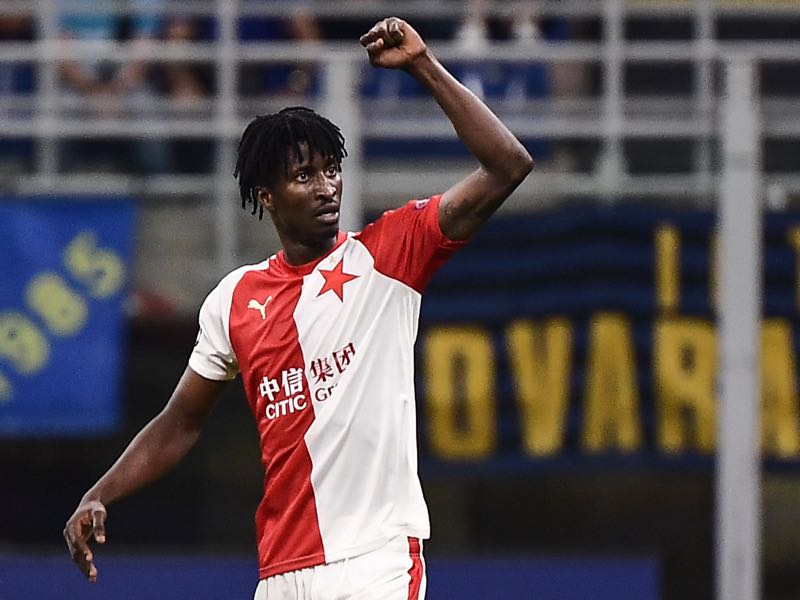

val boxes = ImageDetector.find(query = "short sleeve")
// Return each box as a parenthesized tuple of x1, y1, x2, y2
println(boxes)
(188, 283, 239, 381)
(354, 195, 467, 293)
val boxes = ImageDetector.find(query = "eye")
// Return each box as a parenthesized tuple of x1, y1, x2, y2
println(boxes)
(296, 171, 309, 182)
(325, 165, 338, 177)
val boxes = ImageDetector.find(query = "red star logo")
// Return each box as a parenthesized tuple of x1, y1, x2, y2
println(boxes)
(317, 258, 359, 302)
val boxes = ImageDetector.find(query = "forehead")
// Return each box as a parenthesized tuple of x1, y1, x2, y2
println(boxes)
(284, 143, 335, 169)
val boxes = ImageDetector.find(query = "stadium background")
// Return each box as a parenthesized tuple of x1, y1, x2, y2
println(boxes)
(1, 1, 799, 599)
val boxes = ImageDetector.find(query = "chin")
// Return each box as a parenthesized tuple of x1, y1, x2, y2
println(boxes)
(318, 220, 340, 235)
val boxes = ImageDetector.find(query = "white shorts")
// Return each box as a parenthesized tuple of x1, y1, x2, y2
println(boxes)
(253, 536, 426, 600)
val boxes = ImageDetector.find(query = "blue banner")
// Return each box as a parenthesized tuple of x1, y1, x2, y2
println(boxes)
(0, 197, 135, 436)
(0, 554, 658, 600)
(417, 204, 800, 469)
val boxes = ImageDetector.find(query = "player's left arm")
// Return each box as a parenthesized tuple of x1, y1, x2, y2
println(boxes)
(361, 17, 534, 241)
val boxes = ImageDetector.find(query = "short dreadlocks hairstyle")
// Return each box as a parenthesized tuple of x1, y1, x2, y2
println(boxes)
(234, 106, 347, 220)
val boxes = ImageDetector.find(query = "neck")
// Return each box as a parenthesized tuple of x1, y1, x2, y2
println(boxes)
(279, 233, 338, 266)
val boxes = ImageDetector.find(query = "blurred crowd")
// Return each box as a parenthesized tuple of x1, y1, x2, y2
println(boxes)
(0, 0, 800, 185)
(3, 1, 797, 181)
(0, 0, 579, 177)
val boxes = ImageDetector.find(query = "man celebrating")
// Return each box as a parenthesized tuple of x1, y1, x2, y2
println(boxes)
(64, 17, 532, 599)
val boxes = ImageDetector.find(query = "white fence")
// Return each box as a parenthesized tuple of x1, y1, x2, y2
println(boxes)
(0, 0, 797, 271)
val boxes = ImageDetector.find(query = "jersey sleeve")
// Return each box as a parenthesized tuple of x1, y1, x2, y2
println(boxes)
(188, 283, 239, 381)
(354, 194, 467, 293)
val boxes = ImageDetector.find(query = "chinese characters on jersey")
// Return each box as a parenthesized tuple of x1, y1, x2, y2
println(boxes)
(259, 342, 357, 420)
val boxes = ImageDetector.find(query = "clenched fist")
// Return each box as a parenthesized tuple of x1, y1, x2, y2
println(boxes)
(360, 18, 428, 70)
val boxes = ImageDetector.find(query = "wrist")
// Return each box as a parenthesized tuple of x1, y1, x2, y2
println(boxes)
(81, 488, 106, 505)
(404, 48, 437, 78)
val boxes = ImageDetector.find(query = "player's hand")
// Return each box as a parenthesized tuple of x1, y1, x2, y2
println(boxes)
(63, 499, 107, 583)
(360, 18, 427, 70)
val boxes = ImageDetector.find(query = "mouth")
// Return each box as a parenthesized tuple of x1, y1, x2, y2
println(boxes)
(315, 204, 340, 225)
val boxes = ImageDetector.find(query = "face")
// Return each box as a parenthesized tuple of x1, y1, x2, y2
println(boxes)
(258, 144, 343, 247)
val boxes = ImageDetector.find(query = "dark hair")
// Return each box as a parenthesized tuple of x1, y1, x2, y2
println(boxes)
(234, 106, 347, 220)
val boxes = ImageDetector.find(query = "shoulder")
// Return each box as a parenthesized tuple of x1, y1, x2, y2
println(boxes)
(204, 258, 273, 305)
(356, 195, 442, 239)
(378, 195, 440, 222)
(222, 257, 273, 286)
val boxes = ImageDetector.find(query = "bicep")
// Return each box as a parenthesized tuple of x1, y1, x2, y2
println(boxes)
(438, 167, 522, 241)
(161, 366, 229, 431)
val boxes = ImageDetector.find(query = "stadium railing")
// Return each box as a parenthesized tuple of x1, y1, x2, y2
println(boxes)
(0, 0, 798, 279)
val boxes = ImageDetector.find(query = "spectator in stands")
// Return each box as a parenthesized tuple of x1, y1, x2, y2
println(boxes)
(0, 14, 36, 175)
(361, 1, 553, 103)
(0, 14, 35, 101)
(152, 16, 214, 173)
(238, 0, 322, 97)
(56, 0, 168, 174)
(454, 0, 489, 50)
(452, 0, 553, 101)
(159, 18, 210, 108)
(451, 0, 587, 168)
(354, 1, 456, 100)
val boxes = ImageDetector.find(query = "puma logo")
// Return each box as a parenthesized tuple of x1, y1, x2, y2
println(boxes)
(247, 296, 272, 320)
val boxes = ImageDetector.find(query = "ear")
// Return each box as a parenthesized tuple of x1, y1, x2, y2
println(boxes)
(257, 187, 274, 213)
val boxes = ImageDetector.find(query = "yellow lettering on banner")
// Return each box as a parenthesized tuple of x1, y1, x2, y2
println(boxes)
(64, 232, 125, 299)
(761, 319, 800, 458)
(0, 371, 11, 403)
(655, 224, 680, 312)
(0, 311, 50, 375)
(26, 273, 88, 336)
(506, 318, 572, 456)
(788, 227, 800, 311)
(425, 326, 495, 460)
(654, 319, 717, 453)
(582, 313, 641, 452)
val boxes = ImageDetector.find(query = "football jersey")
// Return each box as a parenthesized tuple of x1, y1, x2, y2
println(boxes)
(189, 195, 465, 578)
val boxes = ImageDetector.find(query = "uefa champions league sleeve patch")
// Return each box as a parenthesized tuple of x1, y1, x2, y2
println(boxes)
(413, 198, 431, 210)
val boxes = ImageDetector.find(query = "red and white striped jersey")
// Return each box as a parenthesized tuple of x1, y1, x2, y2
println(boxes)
(188, 195, 465, 578)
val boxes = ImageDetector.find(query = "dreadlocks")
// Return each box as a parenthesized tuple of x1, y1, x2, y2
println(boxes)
(234, 106, 347, 220)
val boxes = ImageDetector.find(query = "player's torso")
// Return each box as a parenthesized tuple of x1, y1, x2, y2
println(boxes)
(227, 236, 420, 464)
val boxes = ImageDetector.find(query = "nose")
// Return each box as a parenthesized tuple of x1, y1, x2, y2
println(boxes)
(316, 174, 337, 200)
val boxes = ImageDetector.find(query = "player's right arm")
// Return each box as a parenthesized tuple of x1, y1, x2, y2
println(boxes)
(63, 367, 227, 582)
(360, 18, 533, 242)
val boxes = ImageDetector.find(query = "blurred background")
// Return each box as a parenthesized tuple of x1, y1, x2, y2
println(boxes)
(1, 1, 799, 599)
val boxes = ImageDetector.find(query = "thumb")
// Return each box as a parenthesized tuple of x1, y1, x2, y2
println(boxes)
(91, 507, 106, 544)
(366, 38, 385, 65)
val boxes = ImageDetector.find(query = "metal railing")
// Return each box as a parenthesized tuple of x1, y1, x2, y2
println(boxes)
(0, 0, 798, 272)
